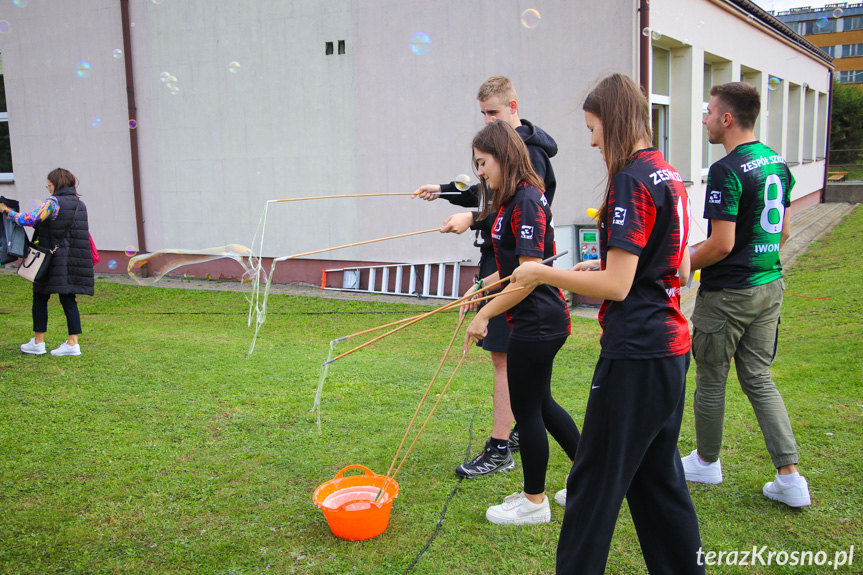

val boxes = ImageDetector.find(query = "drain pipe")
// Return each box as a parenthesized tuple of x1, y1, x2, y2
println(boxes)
(120, 0, 147, 255)
(639, 0, 650, 96)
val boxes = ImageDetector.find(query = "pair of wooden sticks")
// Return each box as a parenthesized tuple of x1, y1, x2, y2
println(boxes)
(325, 251, 568, 366)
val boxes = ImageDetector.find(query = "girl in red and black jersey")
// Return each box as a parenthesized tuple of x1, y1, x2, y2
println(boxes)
(512, 74, 704, 573)
(464, 120, 580, 526)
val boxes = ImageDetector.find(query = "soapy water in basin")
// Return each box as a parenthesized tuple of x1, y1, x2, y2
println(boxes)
(322, 486, 391, 510)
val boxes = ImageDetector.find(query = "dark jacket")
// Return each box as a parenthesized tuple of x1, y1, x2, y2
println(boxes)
(441, 119, 559, 256)
(33, 188, 94, 295)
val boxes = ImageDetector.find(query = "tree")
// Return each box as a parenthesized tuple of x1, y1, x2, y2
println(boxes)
(830, 81, 863, 166)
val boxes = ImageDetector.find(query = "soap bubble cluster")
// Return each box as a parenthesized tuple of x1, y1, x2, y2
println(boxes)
(159, 71, 181, 95)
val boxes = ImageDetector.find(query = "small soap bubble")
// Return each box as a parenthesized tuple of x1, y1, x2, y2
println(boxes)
(768, 77, 781, 91)
(682, 38, 690, 46)
(108, 260, 118, 270)
(455, 174, 471, 191)
(125, 245, 138, 257)
(651, 29, 662, 40)
(75, 61, 93, 79)
(826, 432, 834, 436)
(816, 16, 828, 28)
(12, 0, 29, 7)
(113, 49, 123, 59)
(129, 119, 138, 129)
(833, 8, 844, 18)
(152, 0, 164, 4)
(697, 21, 705, 29)
(160, 72, 171, 82)
(409, 32, 431, 55)
(90, 116, 102, 128)
(0, 21, 11, 34)
(169, 86, 180, 95)
(520, 9, 541, 29)
(229, 61, 241, 73)
(642, 27, 651, 37)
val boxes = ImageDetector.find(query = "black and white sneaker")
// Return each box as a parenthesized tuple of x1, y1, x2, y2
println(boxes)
(456, 439, 516, 478)
(508, 428, 520, 453)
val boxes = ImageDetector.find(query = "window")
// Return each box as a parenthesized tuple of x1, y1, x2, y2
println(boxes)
(846, 16, 863, 31)
(821, 45, 837, 58)
(0, 51, 12, 180)
(702, 63, 712, 173)
(650, 47, 670, 158)
(844, 43, 863, 57)
(837, 69, 863, 83)
(786, 83, 802, 164)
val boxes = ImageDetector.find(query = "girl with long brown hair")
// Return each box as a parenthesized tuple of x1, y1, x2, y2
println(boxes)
(464, 119, 579, 526)
(512, 73, 703, 573)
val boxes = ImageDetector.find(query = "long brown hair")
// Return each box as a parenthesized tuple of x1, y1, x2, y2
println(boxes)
(582, 73, 651, 223)
(472, 121, 543, 220)
(47, 168, 79, 195)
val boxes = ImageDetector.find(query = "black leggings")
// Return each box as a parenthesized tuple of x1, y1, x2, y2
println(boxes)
(32, 292, 82, 335)
(507, 336, 580, 495)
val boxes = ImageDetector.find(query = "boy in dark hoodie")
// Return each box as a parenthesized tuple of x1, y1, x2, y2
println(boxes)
(413, 75, 562, 478)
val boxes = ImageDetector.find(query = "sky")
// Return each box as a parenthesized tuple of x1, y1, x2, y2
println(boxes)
(750, 0, 848, 13)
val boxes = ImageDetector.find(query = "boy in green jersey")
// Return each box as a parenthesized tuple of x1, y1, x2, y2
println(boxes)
(683, 82, 811, 508)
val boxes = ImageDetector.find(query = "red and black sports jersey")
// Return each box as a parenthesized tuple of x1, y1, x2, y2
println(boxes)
(598, 148, 690, 359)
(492, 183, 571, 341)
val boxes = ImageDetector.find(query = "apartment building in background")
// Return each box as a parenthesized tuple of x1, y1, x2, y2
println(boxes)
(775, 2, 863, 83)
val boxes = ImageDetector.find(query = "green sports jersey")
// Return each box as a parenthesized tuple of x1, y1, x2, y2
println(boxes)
(701, 141, 793, 290)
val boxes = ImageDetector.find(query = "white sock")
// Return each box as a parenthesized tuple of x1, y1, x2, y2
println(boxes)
(777, 472, 800, 485)
(697, 456, 715, 467)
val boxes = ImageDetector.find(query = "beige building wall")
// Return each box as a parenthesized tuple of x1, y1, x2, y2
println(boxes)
(0, 0, 830, 279)
(0, 0, 635, 271)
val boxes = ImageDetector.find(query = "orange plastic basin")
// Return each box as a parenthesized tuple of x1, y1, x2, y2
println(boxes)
(313, 465, 400, 541)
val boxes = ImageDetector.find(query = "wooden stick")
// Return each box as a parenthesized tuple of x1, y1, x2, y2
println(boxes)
(376, 340, 474, 500)
(330, 283, 512, 344)
(323, 287, 522, 366)
(274, 229, 440, 263)
(375, 313, 466, 501)
(268, 192, 462, 203)
(324, 251, 567, 363)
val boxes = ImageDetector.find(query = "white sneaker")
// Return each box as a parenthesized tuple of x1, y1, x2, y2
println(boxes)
(554, 488, 567, 507)
(21, 338, 46, 355)
(486, 492, 551, 525)
(51, 342, 81, 356)
(763, 474, 811, 508)
(681, 449, 723, 484)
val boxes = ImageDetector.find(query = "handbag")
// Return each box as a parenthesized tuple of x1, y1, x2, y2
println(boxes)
(16, 200, 80, 284)
(89, 233, 100, 264)
(16, 240, 52, 283)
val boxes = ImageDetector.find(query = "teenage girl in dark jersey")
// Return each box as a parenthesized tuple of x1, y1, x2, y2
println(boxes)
(464, 119, 580, 526)
(512, 73, 704, 573)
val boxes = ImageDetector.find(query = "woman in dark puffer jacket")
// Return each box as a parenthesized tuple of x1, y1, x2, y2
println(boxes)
(0, 168, 94, 356)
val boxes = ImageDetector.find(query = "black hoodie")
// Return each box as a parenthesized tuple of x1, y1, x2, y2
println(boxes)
(441, 119, 558, 254)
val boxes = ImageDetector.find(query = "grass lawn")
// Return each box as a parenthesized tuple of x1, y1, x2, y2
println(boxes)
(0, 205, 860, 574)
